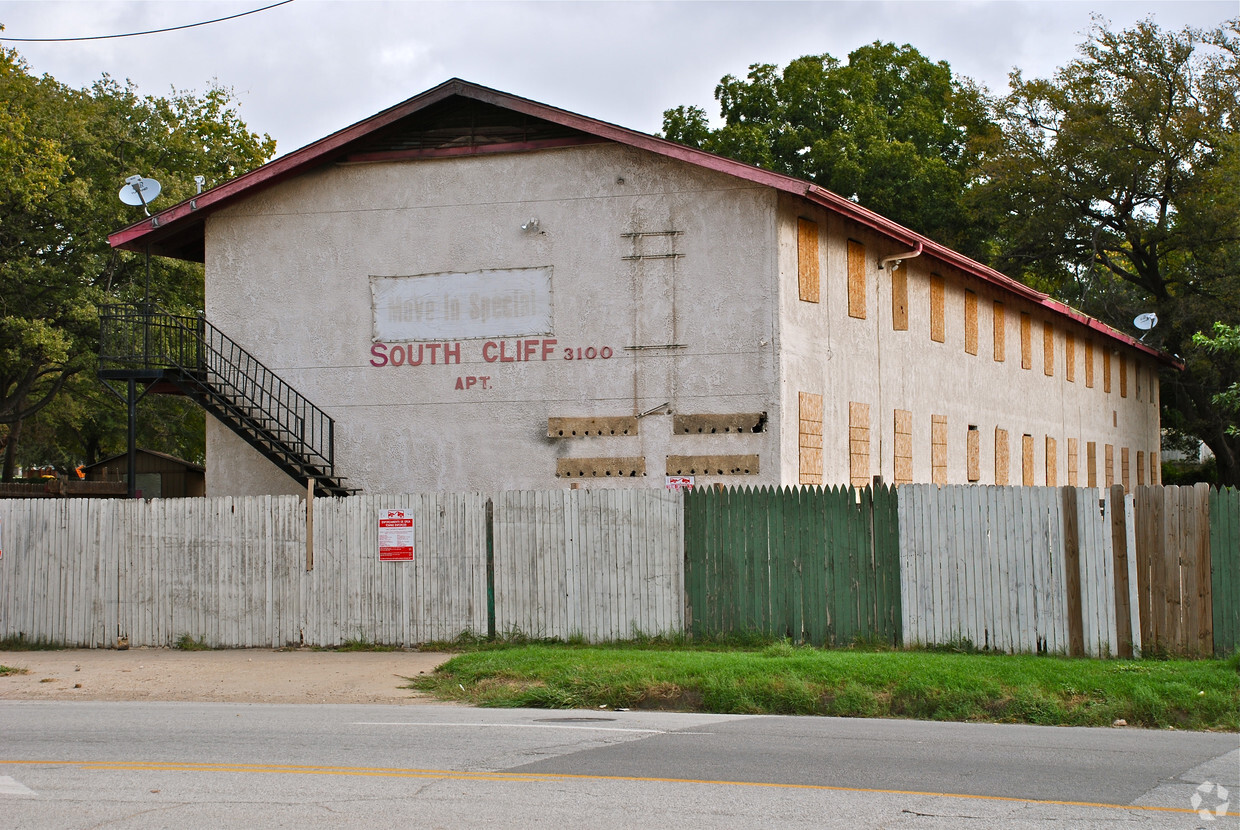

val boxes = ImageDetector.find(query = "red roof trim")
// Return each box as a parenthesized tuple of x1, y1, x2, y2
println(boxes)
(108, 78, 1177, 368)
(343, 135, 606, 164)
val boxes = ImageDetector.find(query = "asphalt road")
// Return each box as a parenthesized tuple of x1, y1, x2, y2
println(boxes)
(1, 702, 1236, 828)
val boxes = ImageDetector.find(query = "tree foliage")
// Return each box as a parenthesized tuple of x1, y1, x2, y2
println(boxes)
(977, 17, 1240, 484)
(661, 42, 998, 256)
(0, 43, 275, 477)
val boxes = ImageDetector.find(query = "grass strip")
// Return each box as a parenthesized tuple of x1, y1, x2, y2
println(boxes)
(0, 665, 29, 677)
(409, 644, 1240, 731)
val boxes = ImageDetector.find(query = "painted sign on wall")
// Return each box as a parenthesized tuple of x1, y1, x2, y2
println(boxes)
(378, 510, 414, 562)
(371, 267, 553, 342)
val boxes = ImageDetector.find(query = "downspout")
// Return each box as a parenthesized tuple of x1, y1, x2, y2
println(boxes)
(880, 242, 923, 271)
(875, 243, 923, 484)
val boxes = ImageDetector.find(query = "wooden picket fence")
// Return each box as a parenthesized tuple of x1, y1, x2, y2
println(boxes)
(683, 485, 901, 646)
(1209, 487, 1240, 655)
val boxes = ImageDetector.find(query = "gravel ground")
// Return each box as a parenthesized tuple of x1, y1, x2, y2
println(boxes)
(0, 648, 454, 704)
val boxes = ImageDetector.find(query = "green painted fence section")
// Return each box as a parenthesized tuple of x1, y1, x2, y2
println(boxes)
(683, 484, 900, 646)
(1210, 486, 1240, 656)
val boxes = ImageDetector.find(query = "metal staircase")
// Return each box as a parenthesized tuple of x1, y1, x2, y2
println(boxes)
(99, 305, 353, 496)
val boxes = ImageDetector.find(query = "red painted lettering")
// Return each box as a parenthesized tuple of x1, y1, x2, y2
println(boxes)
(480, 376, 490, 389)
(443, 342, 461, 364)
(369, 343, 389, 367)
(454, 376, 464, 390)
(390, 344, 405, 366)
(407, 344, 425, 366)
(499, 341, 514, 363)
(482, 341, 499, 362)
(542, 339, 557, 360)
(522, 340, 537, 361)
(426, 343, 441, 364)
(465, 376, 477, 389)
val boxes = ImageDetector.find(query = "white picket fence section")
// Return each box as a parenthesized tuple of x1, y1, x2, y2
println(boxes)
(493, 489, 684, 641)
(898, 486, 1121, 656)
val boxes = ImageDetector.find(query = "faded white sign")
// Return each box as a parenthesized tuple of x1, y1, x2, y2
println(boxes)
(371, 268, 553, 342)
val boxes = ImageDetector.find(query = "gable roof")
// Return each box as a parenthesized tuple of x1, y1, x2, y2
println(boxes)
(108, 78, 1176, 367)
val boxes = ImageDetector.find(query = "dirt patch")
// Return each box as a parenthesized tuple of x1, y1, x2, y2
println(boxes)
(0, 648, 455, 705)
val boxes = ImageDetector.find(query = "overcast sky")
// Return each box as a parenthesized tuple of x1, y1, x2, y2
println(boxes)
(1, 1, 1234, 159)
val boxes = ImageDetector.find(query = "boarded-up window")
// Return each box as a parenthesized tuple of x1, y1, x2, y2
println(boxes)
(797, 218, 819, 303)
(1119, 353, 1128, 398)
(1068, 438, 1079, 486)
(847, 239, 866, 319)
(1045, 436, 1057, 486)
(1105, 444, 1115, 487)
(798, 392, 823, 484)
(1150, 451, 1159, 485)
(929, 274, 945, 342)
(993, 301, 1005, 362)
(1085, 340, 1095, 387)
(894, 409, 913, 484)
(1043, 322, 1054, 377)
(1103, 350, 1112, 392)
(1022, 434, 1034, 486)
(1020, 312, 1032, 369)
(963, 290, 978, 355)
(1151, 374, 1158, 407)
(1135, 365, 1142, 401)
(891, 263, 908, 331)
(1137, 450, 1145, 486)
(1121, 446, 1130, 492)
(995, 427, 1009, 485)
(849, 401, 870, 487)
(966, 425, 980, 482)
(1065, 332, 1076, 382)
(1087, 441, 1097, 487)
(931, 414, 948, 484)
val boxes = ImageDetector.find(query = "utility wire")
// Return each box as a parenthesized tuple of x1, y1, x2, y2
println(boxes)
(0, 0, 294, 42)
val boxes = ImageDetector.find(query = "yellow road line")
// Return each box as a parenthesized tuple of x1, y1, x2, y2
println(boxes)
(2, 759, 1235, 817)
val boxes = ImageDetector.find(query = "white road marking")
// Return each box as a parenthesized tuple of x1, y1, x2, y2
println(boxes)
(352, 721, 673, 734)
(0, 775, 36, 797)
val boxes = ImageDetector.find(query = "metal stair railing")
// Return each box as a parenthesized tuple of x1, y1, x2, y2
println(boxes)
(99, 304, 341, 490)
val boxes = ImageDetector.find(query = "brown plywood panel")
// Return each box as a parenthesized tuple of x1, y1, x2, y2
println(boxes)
(1067, 437, 1079, 486)
(894, 409, 913, 485)
(849, 401, 871, 487)
(993, 301, 1006, 362)
(666, 455, 759, 476)
(1121, 446, 1130, 492)
(1020, 312, 1032, 369)
(798, 392, 824, 485)
(1022, 434, 1035, 486)
(1150, 451, 1159, 485)
(1119, 353, 1128, 398)
(964, 290, 978, 355)
(1065, 332, 1076, 382)
(891, 263, 909, 331)
(931, 414, 948, 484)
(1137, 450, 1145, 486)
(548, 416, 639, 437)
(1085, 340, 1095, 387)
(674, 413, 767, 434)
(1105, 444, 1115, 487)
(1043, 321, 1054, 377)
(929, 274, 945, 343)
(1045, 436, 1057, 486)
(995, 427, 1009, 485)
(967, 426, 980, 482)
(847, 239, 866, 319)
(1087, 441, 1097, 487)
(797, 218, 820, 303)
(1103, 350, 1112, 393)
(556, 457, 646, 478)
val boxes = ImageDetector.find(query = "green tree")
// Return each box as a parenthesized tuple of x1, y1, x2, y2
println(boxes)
(0, 43, 275, 478)
(976, 17, 1240, 485)
(661, 42, 999, 256)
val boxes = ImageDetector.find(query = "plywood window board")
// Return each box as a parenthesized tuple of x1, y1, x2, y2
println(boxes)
(929, 274, 945, 343)
(1103, 350, 1112, 393)
(674, 413, 767, 434)
(1045, 436, 1057, 486)
(894, 409, 913, 485)
(1020, 312, 1032, 370)
(797, 218, 820, 303)
(1067, 438, 1079, 487)
(849, 401, 871, 488)
(798, 392, 824, 485)
(847, 239, 866, 319)
(931, 414, 948, 484)
(1119, 353, 1128, 398)
(548, 416, 638, 437)
(1121, 446, 1130, 492)
(964, 290, 978, 355)
(995, 427, 1010, 485)
(556, 457, 647, 478)
(1150, 451, 1159, 485)
(993, 301, 1005, 362)
(1137, 450, 1145, 486)
(666, 455, 759, 476)
(1087, 441, 1098, 487)
(891, 262, 909, 331)
(1043, 321, 1054, 377)
(1065, 332, 1075, 382)
(966, 425, 980, 482)
(1105, 443, 1115, 487)
(1085, 340, 1095, 387)
(1022, 434, 1035, 486)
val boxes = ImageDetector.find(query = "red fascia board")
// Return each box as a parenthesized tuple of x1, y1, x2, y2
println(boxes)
(107, 78, 1179, 368)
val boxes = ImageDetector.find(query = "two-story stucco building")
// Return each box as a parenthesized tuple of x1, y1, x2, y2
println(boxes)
(110, 79, 1171, 496)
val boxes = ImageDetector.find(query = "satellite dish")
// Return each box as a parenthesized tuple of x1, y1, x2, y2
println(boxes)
(119, 175, 162, 215)
(1133, 312, 1158, 331)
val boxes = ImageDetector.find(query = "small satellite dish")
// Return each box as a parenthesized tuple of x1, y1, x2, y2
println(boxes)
(119, 175, 162, 215)
(1134, 312, 1158, 331)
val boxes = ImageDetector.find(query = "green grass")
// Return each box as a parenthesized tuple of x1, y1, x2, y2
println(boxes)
(174, 634, 211, 651)
(0, 634, 66, 651)
(0, 665, 28, 677)
(409, 643, 1240, 731)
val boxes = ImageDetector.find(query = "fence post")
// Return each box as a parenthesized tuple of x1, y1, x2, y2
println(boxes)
(486, 498, 496, 640)
(1110, 484, 1133, 657)
(1124, 493, 1141, 657)
(305, 478, 314, 572)
(1061, 487, 1085, 657)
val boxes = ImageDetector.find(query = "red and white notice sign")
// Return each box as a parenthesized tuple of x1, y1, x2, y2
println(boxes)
(665, 476, 695, 491)
(378, 510, 414, 562)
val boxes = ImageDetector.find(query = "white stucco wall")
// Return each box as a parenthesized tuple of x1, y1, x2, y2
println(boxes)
(204, 143, 781, 495)
(775, 192, 1162, 488)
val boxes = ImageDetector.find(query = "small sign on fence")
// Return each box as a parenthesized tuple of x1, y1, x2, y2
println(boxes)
(665, 476, 695, 491)
(378, 510, 414, 562)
